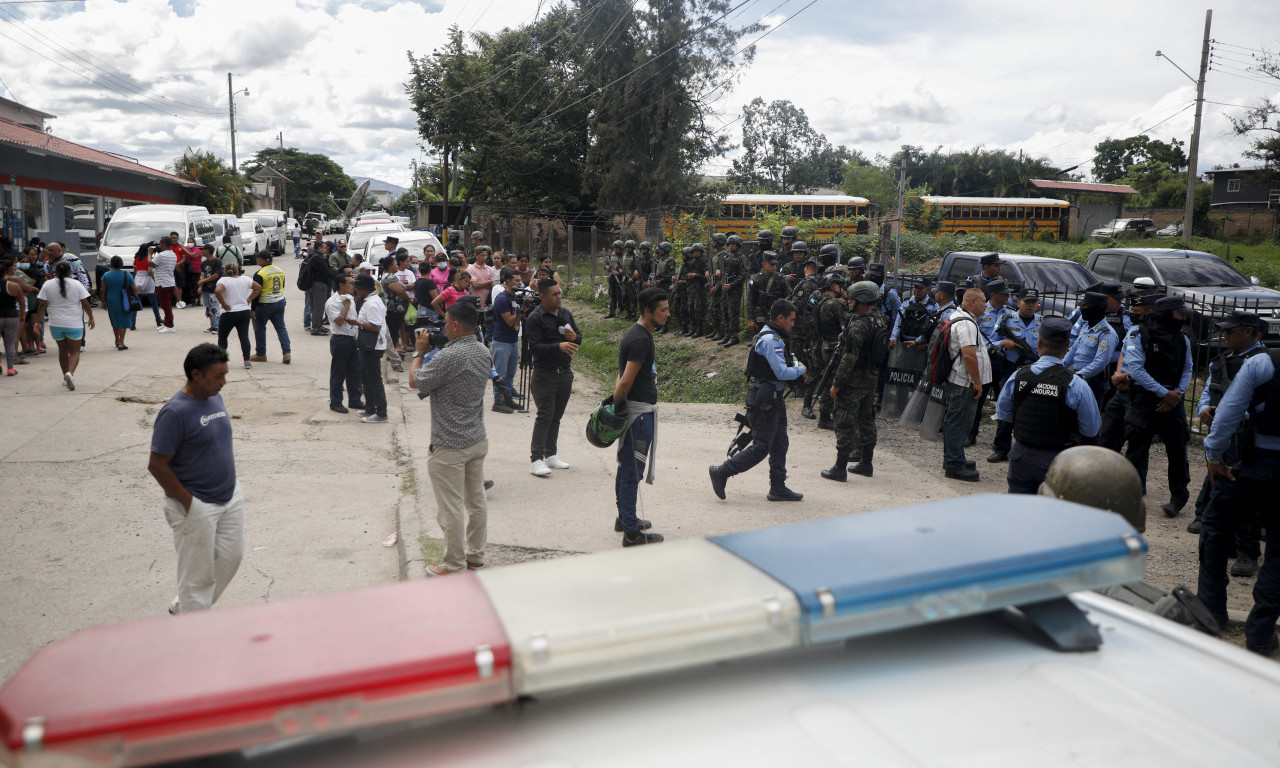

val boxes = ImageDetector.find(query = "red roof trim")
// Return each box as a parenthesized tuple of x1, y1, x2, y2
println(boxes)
(12, 175, 179, 205)
(0, 119, 200, 188)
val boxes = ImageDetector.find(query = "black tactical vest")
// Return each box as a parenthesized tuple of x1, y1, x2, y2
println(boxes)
(1208, 346, 1266, 408)
(1138, 325, 1184, 388)
(899, 300, 931, 339)
(745, 329, 790, 383)
(1012, 364, 1076, 449)
(1251, 350, 1280, 438)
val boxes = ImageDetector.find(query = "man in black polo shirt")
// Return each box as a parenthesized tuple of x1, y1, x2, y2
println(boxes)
(612, 287, 668, 546)
(524, 279, 581, 478)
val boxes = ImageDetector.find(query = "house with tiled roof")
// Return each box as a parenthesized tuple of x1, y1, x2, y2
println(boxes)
(0, 96, 200, 262)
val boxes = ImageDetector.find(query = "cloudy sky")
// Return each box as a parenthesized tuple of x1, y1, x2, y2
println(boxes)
(1, 0, 1277, 192)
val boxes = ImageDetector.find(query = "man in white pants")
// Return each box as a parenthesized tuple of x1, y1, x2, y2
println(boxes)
(148, 343, 245, 613)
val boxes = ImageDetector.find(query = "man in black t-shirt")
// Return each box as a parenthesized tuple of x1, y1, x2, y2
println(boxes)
(612, 286, 668, 546)
(196, 245, 224, 334)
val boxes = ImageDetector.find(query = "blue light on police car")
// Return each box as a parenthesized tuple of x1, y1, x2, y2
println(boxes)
(711, 494, 1146, 646)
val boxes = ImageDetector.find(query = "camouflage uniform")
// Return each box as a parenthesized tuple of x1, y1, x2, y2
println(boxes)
(747, 268, 788, 328)
(620, 246, 637, 317)
(681, 250, 709, 336)
(605, 245, 625, 318)
(706, 247, 726, 338)
(790, 268, 825, 412)
(812, 292, 849, 424)
(720, 245, 746, 345)
(833, 311, 888, 458)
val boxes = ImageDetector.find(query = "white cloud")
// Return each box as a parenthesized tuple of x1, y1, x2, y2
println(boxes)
(0, 0, 1276, 196)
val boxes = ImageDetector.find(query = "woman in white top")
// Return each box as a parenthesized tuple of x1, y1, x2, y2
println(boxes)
(215, 261, 261, 369)
(150, 237, 178, 331)
(36, 260, 95, 390)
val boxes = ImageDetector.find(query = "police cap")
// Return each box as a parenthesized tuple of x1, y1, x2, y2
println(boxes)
(804, 256, 821, 269)
(1039, 316, 1072, 345)
(1080, 291, 1108, 310)
(979, 253, 1002, 266)
(1216, 310, 1264, 332)
(1129, 290, 1161, 307)
(986, 278, 1011, 295)
(762, 250, 779, 264)
(935, 280, 957, 296)
(1155, 295, 1185, 313)
(1020, 288, 1040, 302)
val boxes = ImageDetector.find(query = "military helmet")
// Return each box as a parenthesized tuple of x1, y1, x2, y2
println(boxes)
(757, 229, 774, 243)
(690, 242, 706, 253)
(849, 280, 880, 304)
(727, 234, 743, 246)
(791, 240, 808, 253)
(657, 241, 672, 253)
(822, 271, 848, 290)
(1039, 445, 1146, 533)
(780, 225, 798, 239)
(624, 239, 637, 249)
(612, 240, 624, 249)
(449, 230, 463, 241)
(639, 240, 653, 251)
(585, 397, 629, 449)
(681, 246, 692, 257)
(847, 256, 867, 271)
(712, 232, 728, 246)
(818, 243, 840, 267)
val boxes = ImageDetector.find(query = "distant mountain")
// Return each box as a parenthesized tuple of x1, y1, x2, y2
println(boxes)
(350, 176, 409, 200)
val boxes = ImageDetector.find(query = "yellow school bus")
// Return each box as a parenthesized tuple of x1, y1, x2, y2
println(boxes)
(920, 196, 1069, 239)
(706, 194, 872, 238)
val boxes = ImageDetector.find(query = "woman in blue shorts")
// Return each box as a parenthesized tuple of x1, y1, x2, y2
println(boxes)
(36, 261, 96, 390)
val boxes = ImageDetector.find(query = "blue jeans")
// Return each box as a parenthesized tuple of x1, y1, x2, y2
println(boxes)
(491, 340, 518, 398)
(252, 300, 291, 356)
(942, 382, 979, 472)
(615, 411, 653, 534)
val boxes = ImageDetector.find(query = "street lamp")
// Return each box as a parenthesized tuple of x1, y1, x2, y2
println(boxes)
(227, 73, 249, 177)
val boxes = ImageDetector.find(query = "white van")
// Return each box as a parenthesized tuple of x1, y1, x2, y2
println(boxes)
(99, 204, 215, 272)
(209, 214, 245, 252)
(247, 209, 288, 253)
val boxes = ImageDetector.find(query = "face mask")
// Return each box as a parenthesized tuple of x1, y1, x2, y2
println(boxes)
(437, 261, 447, 269)
(1155, 311, 1183, 330)
(1080, 306, 1106, 325)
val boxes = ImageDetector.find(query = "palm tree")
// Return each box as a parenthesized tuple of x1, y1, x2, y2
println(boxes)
(170, 148, 251, 213)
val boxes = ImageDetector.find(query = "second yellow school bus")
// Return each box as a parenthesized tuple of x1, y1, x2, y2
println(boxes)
(921, 196, 1069, 239)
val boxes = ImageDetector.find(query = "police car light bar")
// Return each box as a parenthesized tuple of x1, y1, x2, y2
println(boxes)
(0, 496, 1144, 768)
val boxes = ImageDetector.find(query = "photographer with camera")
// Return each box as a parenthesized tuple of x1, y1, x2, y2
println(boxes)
(490, 268, 521, 414)
(324, 274, 364, 414)
(525, 279, 580, 478)
(411, 300, 493, 577)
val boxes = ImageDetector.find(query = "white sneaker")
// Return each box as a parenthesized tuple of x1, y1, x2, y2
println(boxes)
(64, 371, 74, 390)
(161, 327, 177, 333)
(545, 455, 570, 470)
(176, 301, 187, 309)
(530, 459, 552, 478)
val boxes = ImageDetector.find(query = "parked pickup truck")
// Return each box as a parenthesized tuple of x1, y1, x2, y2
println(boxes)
(886, 251, 1099, 317)
(1084, 247, 1280, 344)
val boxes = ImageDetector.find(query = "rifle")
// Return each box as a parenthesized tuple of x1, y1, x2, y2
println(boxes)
(997, 316, 1038, 364)
(813, 342, 845, 398)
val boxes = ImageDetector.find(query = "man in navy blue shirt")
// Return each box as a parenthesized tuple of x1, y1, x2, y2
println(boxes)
(1200, 337, 1280, 657)
(709, 298, 807, 502)
(489, 268, 520, 413)
(148, 344, 243, 614)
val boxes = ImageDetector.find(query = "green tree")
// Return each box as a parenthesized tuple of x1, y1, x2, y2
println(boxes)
(1091, 136, 1187, 182)
(901, 187, 943, 234)
(239, 147, 354, 216)
(842, 161, 898, 210)
(1226, 47, 1280, 170)
(170, 148, 250, 213)
(889, 145, 1060, 196)
(729, 98, 840, 193)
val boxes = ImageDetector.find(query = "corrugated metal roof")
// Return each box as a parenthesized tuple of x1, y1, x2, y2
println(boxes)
(1029, 179, 1138, 195)
(921, 196, 1068, 206)
(0, 118, 200, 187)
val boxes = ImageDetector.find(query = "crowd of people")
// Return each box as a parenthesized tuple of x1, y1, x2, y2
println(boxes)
(8, 223, 1275, 659)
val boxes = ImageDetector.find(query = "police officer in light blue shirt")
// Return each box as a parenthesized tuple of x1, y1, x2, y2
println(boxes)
(890, 279, 938, 347)
(995, 317, 1101, 493)
(987, 289, 1043, 463)
(969, 278, 1017, 444)
(1200, 340, 1280, 656)
(1063, 291, 1119, 403)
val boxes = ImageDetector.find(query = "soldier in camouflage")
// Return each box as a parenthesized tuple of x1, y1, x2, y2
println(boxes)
(780, 233, 806, 286)
(651, 242, 677, 334)
(751, 229, 774, 274)
(620, 240, 638, 319)
(605, 240, 625, 318)
(778, 225, 798, 273)
(790, 254, 825, 419)
(680, 243, 710, 337)
(706, 232, 728, 341)
(811, 271, 850, 430)
(719, 235, 747, 347)
(634, 241, 654, 291)
(821, 281, 889, 482)
(747, 251, 788, 334)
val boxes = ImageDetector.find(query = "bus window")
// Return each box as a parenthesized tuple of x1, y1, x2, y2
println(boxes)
(720, 204, 730, 217)
(940, 206, 952, 218)
(834, 205, 845, 217)
(800, 205, 812, 219)
(1034, 207, 1044, 219)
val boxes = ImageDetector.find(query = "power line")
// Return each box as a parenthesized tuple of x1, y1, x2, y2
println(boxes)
(1211, 39, 1275, 57)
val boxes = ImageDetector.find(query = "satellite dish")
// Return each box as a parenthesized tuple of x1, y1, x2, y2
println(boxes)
(343, 180, 371, 220)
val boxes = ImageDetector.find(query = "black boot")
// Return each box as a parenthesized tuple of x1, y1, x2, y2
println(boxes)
(767, 482, 803, 502)
(821, 452, 849, 482)
(850, 446, 874, 477)
(817, 411, 835, 430)
(723, 336, 739, 347)
(708, 464, 729, 500)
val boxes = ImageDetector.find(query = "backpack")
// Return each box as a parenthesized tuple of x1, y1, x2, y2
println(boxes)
(296, 255, 314, 290)
(926, 314, 976, 386)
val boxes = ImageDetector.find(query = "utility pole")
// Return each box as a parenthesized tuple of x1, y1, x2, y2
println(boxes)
(1181, 9, 1211, 247)
(227, 73, 236, 173)
(276, 132, 286, 214)
(893, 158, 906, 275)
